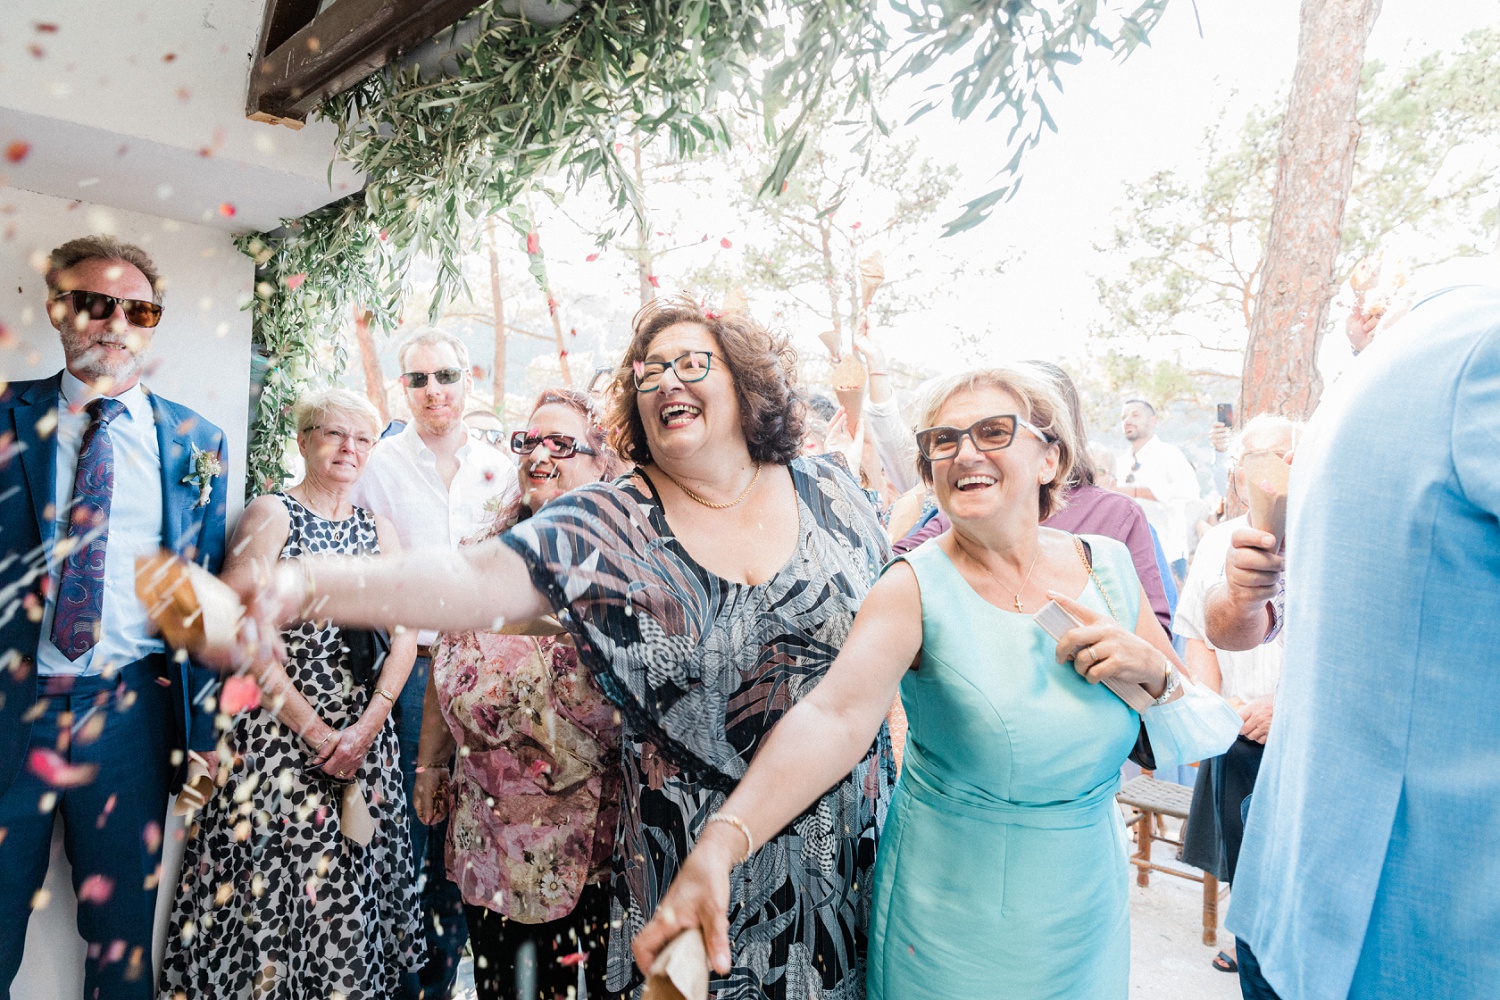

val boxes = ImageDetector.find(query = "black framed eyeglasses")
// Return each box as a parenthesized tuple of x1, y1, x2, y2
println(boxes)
(509, 431, 597, 459)
(400, 368, 464, 388)
(50, 290, 163, 329)
(633, 351, 715, 392)
(915, 413, 1053, 462)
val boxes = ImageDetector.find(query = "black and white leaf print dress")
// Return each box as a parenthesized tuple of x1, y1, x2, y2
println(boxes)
(502, 457, 896, 1000)
(159, 494, 422, 1000)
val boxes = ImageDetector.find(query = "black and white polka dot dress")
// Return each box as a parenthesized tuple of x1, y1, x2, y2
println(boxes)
(159, 494, 423, 1000)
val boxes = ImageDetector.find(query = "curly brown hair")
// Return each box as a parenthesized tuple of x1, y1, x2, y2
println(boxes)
(606, 295, 805, 466)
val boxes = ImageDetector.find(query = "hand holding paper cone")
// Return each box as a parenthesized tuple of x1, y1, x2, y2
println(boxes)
(643, 929, 709, 1000)
(1241, 451, 1291, 550)
(135, 550, 245, 667)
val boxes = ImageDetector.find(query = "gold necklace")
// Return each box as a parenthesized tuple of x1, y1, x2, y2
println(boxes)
(659, 463, 762, 509)
(1001, 546, 1042, 612)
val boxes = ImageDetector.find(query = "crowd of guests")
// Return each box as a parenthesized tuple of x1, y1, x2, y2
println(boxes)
(2, 232, 1495, 1000)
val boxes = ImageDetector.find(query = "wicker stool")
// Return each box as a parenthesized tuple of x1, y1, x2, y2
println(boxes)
(1116, 774, 1226, 946)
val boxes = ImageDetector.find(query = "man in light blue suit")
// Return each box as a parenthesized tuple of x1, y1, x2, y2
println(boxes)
(0, 236, 227, 999)
(1207, 270, 1500, 998)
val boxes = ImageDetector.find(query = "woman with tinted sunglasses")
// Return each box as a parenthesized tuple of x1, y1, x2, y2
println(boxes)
(640, 365, 1239, 999)
(410, 388, 626, 1000)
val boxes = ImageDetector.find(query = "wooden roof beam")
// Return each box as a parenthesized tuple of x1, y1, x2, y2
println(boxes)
(247, 0, 486, 128)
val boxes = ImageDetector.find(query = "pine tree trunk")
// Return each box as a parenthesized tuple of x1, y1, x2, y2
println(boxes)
(485, 217, 508, 410)
(1240, 0, 1381, 421)
(352, 306, 389, 424)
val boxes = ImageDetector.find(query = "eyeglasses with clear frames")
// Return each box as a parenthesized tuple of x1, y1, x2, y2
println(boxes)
(312, 425, 377, 453)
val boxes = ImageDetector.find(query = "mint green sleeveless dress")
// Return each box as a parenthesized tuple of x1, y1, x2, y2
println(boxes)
(868, 534, 1141, 999)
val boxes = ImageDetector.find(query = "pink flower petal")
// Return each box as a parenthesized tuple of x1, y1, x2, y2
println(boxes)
(77, 874, 114, 904)
(219, 674, 260, 715)
(27, 748, 98, 788)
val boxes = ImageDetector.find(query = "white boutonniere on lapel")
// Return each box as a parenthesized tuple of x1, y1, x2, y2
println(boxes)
(182, 443, 223, 508)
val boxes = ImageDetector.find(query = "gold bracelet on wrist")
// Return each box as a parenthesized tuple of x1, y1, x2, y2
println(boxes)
(310, 731, 334, 752)
(374, 688, 396, 706)
(705, 812, 755, 864)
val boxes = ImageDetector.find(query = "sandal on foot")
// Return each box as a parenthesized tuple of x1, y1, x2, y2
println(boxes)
(1213, 951, 1238, 973)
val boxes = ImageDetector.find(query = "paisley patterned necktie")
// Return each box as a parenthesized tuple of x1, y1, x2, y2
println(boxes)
(50, 396, 126, 660)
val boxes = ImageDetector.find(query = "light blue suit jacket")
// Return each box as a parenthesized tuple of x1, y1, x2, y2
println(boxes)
(1227, 284, 1500, 997)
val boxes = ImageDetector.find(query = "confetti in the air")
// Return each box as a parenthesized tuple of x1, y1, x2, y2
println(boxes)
(5, 142, 30, 164)
(27, 748, 98, 788)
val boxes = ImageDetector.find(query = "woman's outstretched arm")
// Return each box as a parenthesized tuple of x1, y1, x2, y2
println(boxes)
(631, 561, 924, 975)
(240, 538, 553, 661)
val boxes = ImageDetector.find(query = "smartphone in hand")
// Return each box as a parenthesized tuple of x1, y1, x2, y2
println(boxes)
(1033, 600, 1155, 712)
(1216, 402, 1235, 427)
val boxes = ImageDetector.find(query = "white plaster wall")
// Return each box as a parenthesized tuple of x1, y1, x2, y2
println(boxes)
(0, 185, 252, 999)
(0, 0, 362, 233)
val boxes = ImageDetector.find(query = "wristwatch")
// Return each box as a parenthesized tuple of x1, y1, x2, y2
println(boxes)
(1150, 661, 1181, 707)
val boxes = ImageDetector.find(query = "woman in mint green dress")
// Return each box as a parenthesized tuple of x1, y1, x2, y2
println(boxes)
(634, 365, 1238, 998)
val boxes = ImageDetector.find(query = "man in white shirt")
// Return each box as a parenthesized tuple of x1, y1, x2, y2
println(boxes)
(1177, 415, 1295, 975)
(350, 327, 513, 1000)
(1117, 399, 1200, 580)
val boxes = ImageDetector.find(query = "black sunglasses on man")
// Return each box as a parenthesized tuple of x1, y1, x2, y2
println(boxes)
(50, 289, 164, 329)
(399, 367, 464, 388)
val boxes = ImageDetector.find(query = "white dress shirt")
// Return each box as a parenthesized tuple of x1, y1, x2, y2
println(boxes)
(38, 371, 165, 676)
(862, 394, 920, 494)
(1173, 515, 1283, 703)
(1117, 435, 1200, 563)
(350, 422, 516, 645)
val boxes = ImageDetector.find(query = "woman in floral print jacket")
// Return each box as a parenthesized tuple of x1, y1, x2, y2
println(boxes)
(413, 388, 625, 1000)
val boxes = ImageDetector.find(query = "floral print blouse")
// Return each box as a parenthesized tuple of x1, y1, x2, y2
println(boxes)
(431, 612, 622, 923)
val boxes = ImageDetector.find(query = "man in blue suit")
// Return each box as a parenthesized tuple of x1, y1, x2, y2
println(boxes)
(1207, 268, 1500, 999)
(0, 235, 227, 999)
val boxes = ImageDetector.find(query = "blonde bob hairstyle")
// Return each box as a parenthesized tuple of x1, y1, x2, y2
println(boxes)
(292, 387, 382, 438)
(914, 364, 1078, 521)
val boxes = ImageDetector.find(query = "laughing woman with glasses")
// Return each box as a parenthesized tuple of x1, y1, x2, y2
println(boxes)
(410, 388, 626, 1000)
(231, 295, 895, 1000)
(634, 365, 1238, 999)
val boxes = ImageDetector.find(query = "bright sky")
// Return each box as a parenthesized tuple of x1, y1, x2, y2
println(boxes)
(885, 0, 1498, 369)
(474, 0, 1496, 394)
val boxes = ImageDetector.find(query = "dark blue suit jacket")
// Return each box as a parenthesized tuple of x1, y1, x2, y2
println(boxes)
(0, 372, 228, 796)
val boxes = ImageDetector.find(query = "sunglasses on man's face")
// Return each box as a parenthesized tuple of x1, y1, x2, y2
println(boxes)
(509, 431, 597, 459)
(915, 413, 1053, 462)
(51, 290, 163, 329)
(400, 368, 464, 389)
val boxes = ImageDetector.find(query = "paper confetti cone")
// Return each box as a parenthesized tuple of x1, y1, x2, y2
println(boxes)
(135, 550, 244, 665)
(1241, 451, 1291, 550)
(643, 929, 709, 1000)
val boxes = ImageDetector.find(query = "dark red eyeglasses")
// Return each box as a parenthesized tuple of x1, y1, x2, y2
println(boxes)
(509, 431, 597, 459)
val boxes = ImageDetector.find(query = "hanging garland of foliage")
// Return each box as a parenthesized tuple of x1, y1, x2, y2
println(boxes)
(239, 0, 1165, 498)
